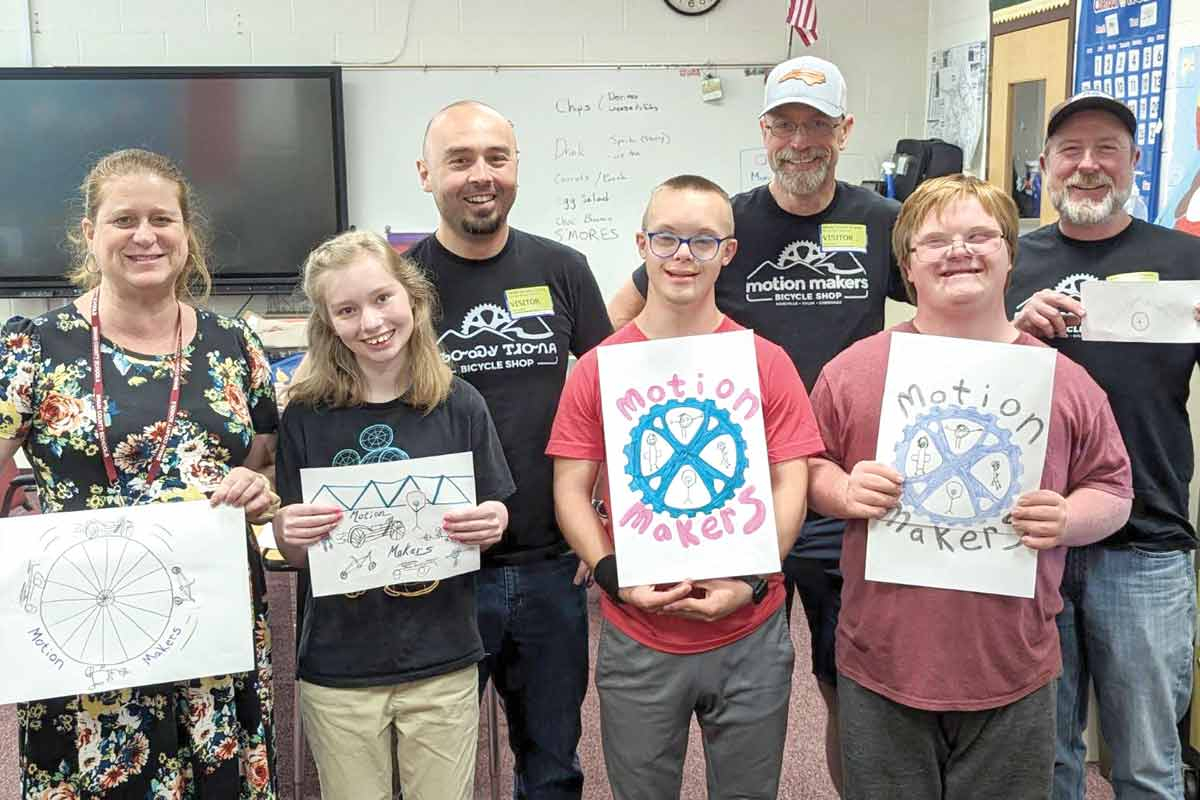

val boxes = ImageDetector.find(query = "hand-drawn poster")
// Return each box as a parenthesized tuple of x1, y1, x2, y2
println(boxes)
(926, 41, 988, 167)
(0, 501, 252, 704)
(597, 330, 780, 587)
(302, 452, 478, 597)
(867, 333, 1056, 598)
(1081, 280, 1200, 342)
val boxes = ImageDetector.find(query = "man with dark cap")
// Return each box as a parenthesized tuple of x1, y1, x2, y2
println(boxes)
(1007, 90, 1200, 800)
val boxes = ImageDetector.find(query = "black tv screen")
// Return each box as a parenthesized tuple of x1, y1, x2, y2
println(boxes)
(0, 66, 348, 296)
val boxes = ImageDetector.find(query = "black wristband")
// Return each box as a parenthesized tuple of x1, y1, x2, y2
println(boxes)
(593, 555, 623, 604)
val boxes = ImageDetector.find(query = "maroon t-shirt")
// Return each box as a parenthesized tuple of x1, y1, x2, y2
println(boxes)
(547, 317, 825, 654)
(811, 322, 1132, 710)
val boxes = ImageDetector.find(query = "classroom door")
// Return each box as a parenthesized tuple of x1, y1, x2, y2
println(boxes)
(988, 18, 1071, 227)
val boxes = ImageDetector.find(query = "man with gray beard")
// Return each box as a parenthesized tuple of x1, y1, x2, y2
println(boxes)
(1006, 90, 1200, 800)
(607, 56, 907, 796)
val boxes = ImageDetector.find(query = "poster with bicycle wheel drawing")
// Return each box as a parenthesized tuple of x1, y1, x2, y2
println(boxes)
(301, 450, 477, 597)
(868, 333, 1056, 598)
(0, 501, 252, 704)
(597, 329, 779, 587)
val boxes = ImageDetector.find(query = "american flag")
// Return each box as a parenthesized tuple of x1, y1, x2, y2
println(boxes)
(787, 0, 818, 47)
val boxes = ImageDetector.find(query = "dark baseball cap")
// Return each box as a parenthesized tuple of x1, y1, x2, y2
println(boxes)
(1046, 90, 1137, 139)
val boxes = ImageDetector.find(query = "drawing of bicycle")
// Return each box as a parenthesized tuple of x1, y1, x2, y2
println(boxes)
(82, 517, 132, 539)
(337, 518, 406, 548)
(19, 561, 43, 613)
(340, 551, 378, 580)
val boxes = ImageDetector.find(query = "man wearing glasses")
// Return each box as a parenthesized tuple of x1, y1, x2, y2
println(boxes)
(549, 175, 822, 799)
(808, 173, 1131, 799)
(607, 55, 907, 794)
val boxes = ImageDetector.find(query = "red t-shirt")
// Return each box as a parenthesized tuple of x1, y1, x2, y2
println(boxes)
(547, 317, 825, 654)
(812, 322, 1133, 710)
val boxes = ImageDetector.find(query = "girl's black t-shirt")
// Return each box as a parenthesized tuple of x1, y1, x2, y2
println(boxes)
(276, 377, 515, 687)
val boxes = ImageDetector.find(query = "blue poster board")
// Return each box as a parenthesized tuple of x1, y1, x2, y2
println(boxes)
(1074, 0, 1171, 219)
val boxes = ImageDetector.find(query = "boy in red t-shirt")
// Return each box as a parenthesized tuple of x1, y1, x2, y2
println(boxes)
(547, 175, 824, 799)
(807, 174, 1132, 799)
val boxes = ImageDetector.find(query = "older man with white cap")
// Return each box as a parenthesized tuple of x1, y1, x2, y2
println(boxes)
(1008, 90, 1200, 800)
(608, 55, 908, 795)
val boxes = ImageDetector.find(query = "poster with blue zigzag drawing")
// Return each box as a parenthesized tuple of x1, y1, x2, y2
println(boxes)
(301, 451, 477, 597)
(867, 333, 1056, 598)
(597, 329, 780, 587)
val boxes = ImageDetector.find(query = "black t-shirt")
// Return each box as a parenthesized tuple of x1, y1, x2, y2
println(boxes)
(410, 229, 612, 565)
(1006, 219, 1200, 551)
(276, 378, 516, 687)
(632, 182, 905, 558)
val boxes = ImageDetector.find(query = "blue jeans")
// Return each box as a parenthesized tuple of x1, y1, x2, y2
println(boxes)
(477, 553, 589, 799)
(1055, 544, 1196, 800)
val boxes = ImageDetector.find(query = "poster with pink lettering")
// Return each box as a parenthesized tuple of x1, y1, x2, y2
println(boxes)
(597, 329, 779, 587)
(0, 501, 252, 704)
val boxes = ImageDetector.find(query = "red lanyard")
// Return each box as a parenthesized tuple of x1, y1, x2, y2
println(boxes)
(90, 291, 184, 491)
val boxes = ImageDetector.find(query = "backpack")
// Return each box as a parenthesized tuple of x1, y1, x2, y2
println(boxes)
(893, 138, 964, 201)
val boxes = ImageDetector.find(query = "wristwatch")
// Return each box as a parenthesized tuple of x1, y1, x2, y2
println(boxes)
(737, 575, 769, 605)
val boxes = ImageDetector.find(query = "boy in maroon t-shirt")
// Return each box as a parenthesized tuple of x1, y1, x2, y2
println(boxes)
(807, 174, 1132, 800)
(547, 175, 823, 799)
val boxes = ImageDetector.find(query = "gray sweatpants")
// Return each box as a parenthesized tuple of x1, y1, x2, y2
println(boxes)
(838, 674, 1055, 800)
(595, 608, 794, 800)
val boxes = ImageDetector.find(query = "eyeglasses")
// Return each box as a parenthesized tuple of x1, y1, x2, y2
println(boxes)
(909, 230, 1006, 264)
(643, 231, 732, 262)
(762, 118, 843, 140)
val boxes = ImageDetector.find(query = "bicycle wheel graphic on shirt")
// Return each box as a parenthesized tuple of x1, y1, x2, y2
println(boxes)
(38, 533, 178, 667)
(623, 399, 749, 517)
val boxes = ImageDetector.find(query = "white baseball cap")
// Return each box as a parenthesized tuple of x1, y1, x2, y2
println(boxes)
(761, 56, 848, 118)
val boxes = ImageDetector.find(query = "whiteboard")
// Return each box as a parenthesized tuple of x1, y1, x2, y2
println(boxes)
(342, 67, 771, 301)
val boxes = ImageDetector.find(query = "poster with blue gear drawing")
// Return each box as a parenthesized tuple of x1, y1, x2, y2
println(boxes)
(0, 500, 253, 704)
(597, 330, 780, 587)
(867, 333, 1056, 598)
(301, 451, 478, 597)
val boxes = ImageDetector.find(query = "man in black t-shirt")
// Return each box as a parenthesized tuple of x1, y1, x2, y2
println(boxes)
(412, 100, 611, 799)
(607, 56, 906, 795)
(1006, 91, 1200, 800)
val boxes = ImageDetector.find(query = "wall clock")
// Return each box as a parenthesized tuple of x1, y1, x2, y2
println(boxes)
(663, 0, 721, 16)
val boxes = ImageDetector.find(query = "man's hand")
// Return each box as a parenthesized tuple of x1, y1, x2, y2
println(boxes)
(573, 559, 593, 587)
(1013, 289, 1085, 339)
(618, 582, 694, 612)
(660, 578, 753, 622)
(843, 461, 903, 519)
(1011, 490, 1068, 550)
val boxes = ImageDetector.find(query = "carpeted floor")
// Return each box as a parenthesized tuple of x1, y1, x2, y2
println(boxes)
(0, 570, 1118, 799)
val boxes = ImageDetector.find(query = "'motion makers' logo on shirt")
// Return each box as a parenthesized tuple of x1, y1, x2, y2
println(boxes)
(744, 237, 871, 307)
(437, 295, 561, 375)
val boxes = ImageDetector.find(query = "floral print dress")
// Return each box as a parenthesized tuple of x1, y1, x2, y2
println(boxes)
(0, 303, 279, 800)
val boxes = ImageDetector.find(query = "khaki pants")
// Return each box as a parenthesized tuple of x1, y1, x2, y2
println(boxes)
(299, 665, 479, 800)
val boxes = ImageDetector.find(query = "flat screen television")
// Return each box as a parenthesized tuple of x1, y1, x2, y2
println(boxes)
(0, 66, 348, 296)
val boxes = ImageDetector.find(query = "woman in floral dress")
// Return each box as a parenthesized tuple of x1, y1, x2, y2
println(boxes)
(0, 149, 280, 799)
